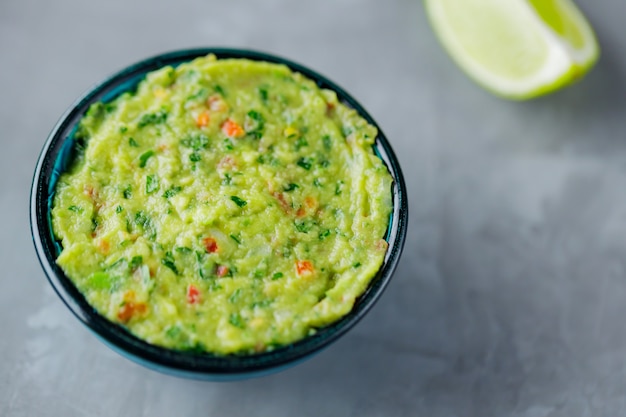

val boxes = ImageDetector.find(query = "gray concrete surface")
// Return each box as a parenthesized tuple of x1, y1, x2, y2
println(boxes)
(2, 0, 626, 415)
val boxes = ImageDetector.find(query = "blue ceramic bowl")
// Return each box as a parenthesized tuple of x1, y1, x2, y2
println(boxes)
(30, 48, 408, 380)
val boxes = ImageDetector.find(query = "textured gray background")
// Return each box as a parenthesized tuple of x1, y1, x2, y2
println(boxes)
(2, 0, 626, 415)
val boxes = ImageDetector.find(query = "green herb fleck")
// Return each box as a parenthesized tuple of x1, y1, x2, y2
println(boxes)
(252, 299, 271, 309)
(115, 205, 123, 214)
(214, 85, 226, 96)
(222, 173, 232, 185)
(229, 234, 241, 244)
(189, 152, 201, 162)
(123, 186, 133, 199)
(130, 256, 143, 269)
(163, 186, 182, 198)
(229, 288, 242, 304)
(186, 88, 208, 101)
(319, 229, 331, 240)
(128, 137, 139, 147)
(353, 262, 362, 268)
(166, 326, 182, 339)
(119, 126, 128, 133)
(106, 257, 126, 271)
(181, 134, 209, 150)
(161, 251, 179, 275)
(134, 211, 149, 227)
(230, 195, 247, 207)
(259, 87, 268, 103)
(295, 137, 308, 151)
(335, 180, 344, 195)
(313, 178, 322, 188)
(68, 205, 83, 213)
(323, 135, 332, 150)
(295, 220, 313, 233)
(245, 110, 265, 139)
(272, 272, 284, 280)
(297, 157, 312, 170)
(138, 109, 168, 128)
(91, 217, 99, 232)
(146, 175, 159, 194)
(283, 183, 299, 192)
(229, 313, 245, 328)
(139, 150, 155, 168)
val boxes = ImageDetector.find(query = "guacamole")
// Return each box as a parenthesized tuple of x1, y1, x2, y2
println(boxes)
(51, 55, 392, 355)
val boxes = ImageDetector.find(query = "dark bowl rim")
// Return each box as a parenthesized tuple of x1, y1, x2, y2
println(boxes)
(30, 47, 408, 378)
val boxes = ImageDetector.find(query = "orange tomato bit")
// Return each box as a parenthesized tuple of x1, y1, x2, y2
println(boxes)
(196, 111, 210, 127)
(296, 260, 314, 276)
(221, 119, 245, 138)
(187, 285, 200, 304)
(216, 265, 229, 277)
(203, 237, 219, 253)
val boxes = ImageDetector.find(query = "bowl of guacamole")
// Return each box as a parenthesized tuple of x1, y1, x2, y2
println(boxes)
(31, 48, 408, 380)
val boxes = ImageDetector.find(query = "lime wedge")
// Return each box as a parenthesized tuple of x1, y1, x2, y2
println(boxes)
(424, 0, 600, 99)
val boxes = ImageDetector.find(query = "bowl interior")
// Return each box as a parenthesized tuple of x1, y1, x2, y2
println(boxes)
(31, 48, 408, 379)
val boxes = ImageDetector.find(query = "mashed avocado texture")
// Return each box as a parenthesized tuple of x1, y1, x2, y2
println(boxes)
(52, 55, 392, 354)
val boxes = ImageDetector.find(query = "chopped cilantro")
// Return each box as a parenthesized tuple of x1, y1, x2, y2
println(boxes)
(245, 110, 265, 139)
(146, 175, 159, 194)
(161, 251, 179, 275)
(214, 84, 226, 96)
(229, 288, 242, 304)
(130, 256, 143, 269)
(297, 157, 313, 170)
(319, 229, 331, 240)
(230, 195, 247, 207)
(295, 137, 308, 151)
(229, 313, 245, 328)
(139, 150, 155, 168)
(181, 134, 209, 150)
(322, 134, 332, 150)
(295, 219, 314, 233)
(165, 326, 182, 339)
(163, 186, 182, 198)
(335, 180, 344, 195)
(186, 88, 208, 101)
(223, 139, 234, 151)
(283, 183, 299, 192)
(138, 109, 168, 128)
(134, 211, 149, 227)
